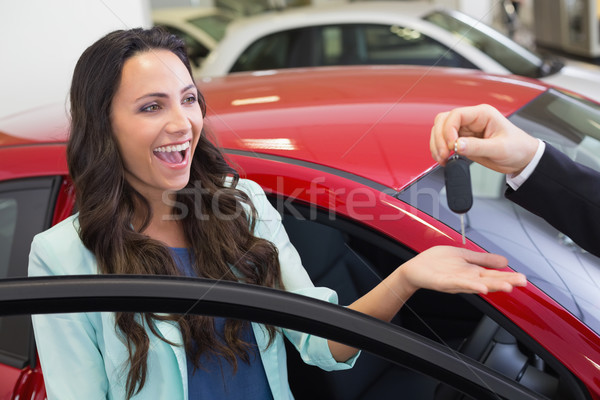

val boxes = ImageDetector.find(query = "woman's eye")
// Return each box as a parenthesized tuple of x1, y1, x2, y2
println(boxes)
(183, 95, 196, 105)
(141, 104, 160, 112)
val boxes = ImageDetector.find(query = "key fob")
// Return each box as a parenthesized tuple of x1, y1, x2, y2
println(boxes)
(444, 156, 473, 214)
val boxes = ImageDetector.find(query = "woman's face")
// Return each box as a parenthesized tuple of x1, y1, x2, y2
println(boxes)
(111, 49, 203, 201)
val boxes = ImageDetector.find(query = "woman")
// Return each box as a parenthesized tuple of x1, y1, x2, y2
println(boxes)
(29, 27, 526, 400)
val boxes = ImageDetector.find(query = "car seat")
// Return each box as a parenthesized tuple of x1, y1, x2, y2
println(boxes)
(281, 215, 437, 399)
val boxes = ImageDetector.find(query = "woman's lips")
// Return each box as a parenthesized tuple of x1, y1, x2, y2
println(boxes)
(153, 141, 190, 167)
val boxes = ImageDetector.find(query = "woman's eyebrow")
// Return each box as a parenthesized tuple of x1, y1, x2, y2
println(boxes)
(181, 84, 196, 93)
(135, 84, 197, 102)
(136, 92, 167, 102)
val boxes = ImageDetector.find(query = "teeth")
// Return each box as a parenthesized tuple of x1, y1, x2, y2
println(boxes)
(154, 141, 190, 153)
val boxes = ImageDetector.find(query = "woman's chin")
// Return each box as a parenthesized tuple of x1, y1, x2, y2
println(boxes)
(168, 176, 192, 192)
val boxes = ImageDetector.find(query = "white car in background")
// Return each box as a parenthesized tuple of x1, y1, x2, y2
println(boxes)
(198, 1, 600, 103)
(152, 7, 235, 73)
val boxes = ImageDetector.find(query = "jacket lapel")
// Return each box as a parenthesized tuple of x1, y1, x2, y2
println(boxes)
(155, 319, 188, 399)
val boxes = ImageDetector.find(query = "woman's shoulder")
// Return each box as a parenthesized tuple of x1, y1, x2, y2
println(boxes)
(33, 213, 81, 244)
(232, 178, 265, 195)
(29, 213, 97, 276)
(234, 178, 271, 212)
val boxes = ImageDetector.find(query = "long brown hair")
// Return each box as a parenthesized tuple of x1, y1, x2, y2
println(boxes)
(67, 27, 282, 398)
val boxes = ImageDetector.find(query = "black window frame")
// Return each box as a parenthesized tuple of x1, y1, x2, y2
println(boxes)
(2, 274, 547, 400)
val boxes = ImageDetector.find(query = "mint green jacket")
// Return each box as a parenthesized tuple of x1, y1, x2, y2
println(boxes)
(29, 179, 356, 400)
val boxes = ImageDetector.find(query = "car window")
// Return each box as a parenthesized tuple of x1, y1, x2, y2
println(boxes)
(231, 27, 314, 72)
(0, 177, 60, 369)
(275, 198, 586, 399)
(319, 24, 477, 68)
(398, 89, 600, 339)
(188, 14, 232, 42)
(157, 24, 210, 67)
(423, 10, 542, 77)
(230, 24, 477, 73)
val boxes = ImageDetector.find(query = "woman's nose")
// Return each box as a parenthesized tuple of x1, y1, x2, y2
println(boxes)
(165, 106, 192, 135)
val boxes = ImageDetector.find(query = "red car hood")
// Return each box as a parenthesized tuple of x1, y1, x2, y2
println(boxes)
(0, 67, 548, 192)
(200, 66, 547, 191)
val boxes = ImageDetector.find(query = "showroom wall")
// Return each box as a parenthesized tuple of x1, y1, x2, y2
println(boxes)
(0, 0, 151, 121)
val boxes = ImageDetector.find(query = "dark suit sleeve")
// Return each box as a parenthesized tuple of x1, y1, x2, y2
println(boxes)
(505, 143, 600, 258)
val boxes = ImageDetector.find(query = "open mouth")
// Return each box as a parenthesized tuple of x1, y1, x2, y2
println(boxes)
(153, 141, 190, 164)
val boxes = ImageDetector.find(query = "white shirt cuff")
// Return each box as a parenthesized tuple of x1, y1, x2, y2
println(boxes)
(506, 139, 545, 190)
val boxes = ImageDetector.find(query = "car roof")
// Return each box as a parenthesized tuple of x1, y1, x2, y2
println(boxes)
(151, 6, 230, 21)
(199, 66, 547, 191)
(225, 1, 435, 32)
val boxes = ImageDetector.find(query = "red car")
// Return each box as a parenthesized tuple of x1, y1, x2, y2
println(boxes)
(1, 66, 599, 400)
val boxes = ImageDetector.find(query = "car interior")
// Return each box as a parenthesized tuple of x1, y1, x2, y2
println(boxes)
(275, 197, 590, 400)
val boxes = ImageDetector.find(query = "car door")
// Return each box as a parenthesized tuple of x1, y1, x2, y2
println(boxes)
(274, 195, 591, 400)
(221, 149, 594, 398)
(0, 176, 67, 400)
(0, 275, 559, 400)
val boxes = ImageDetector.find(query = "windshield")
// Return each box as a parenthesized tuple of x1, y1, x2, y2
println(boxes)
(423, 10, 545, 78)
(189, 14, 233, 41)
(399, 88, 600, 336)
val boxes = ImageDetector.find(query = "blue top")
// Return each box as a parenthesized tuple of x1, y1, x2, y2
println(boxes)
(170, 247, 273, 400)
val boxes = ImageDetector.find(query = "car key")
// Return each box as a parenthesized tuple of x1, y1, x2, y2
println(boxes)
(444, 142, 473, 244)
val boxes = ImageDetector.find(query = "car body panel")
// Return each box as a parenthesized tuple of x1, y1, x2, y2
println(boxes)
(0, 145, 67, 182)
(8, 363, 45, 400)
(0, 363, 22, 398)
(0, 131, 38, 147)
(542, 61, 600, 101)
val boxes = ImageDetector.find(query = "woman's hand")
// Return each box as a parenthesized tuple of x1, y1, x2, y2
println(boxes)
(329, 245, 526, 362)
(399, 246, 527, 295)
(430, 104, 539, 175)
(347, 245, 526, 323)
